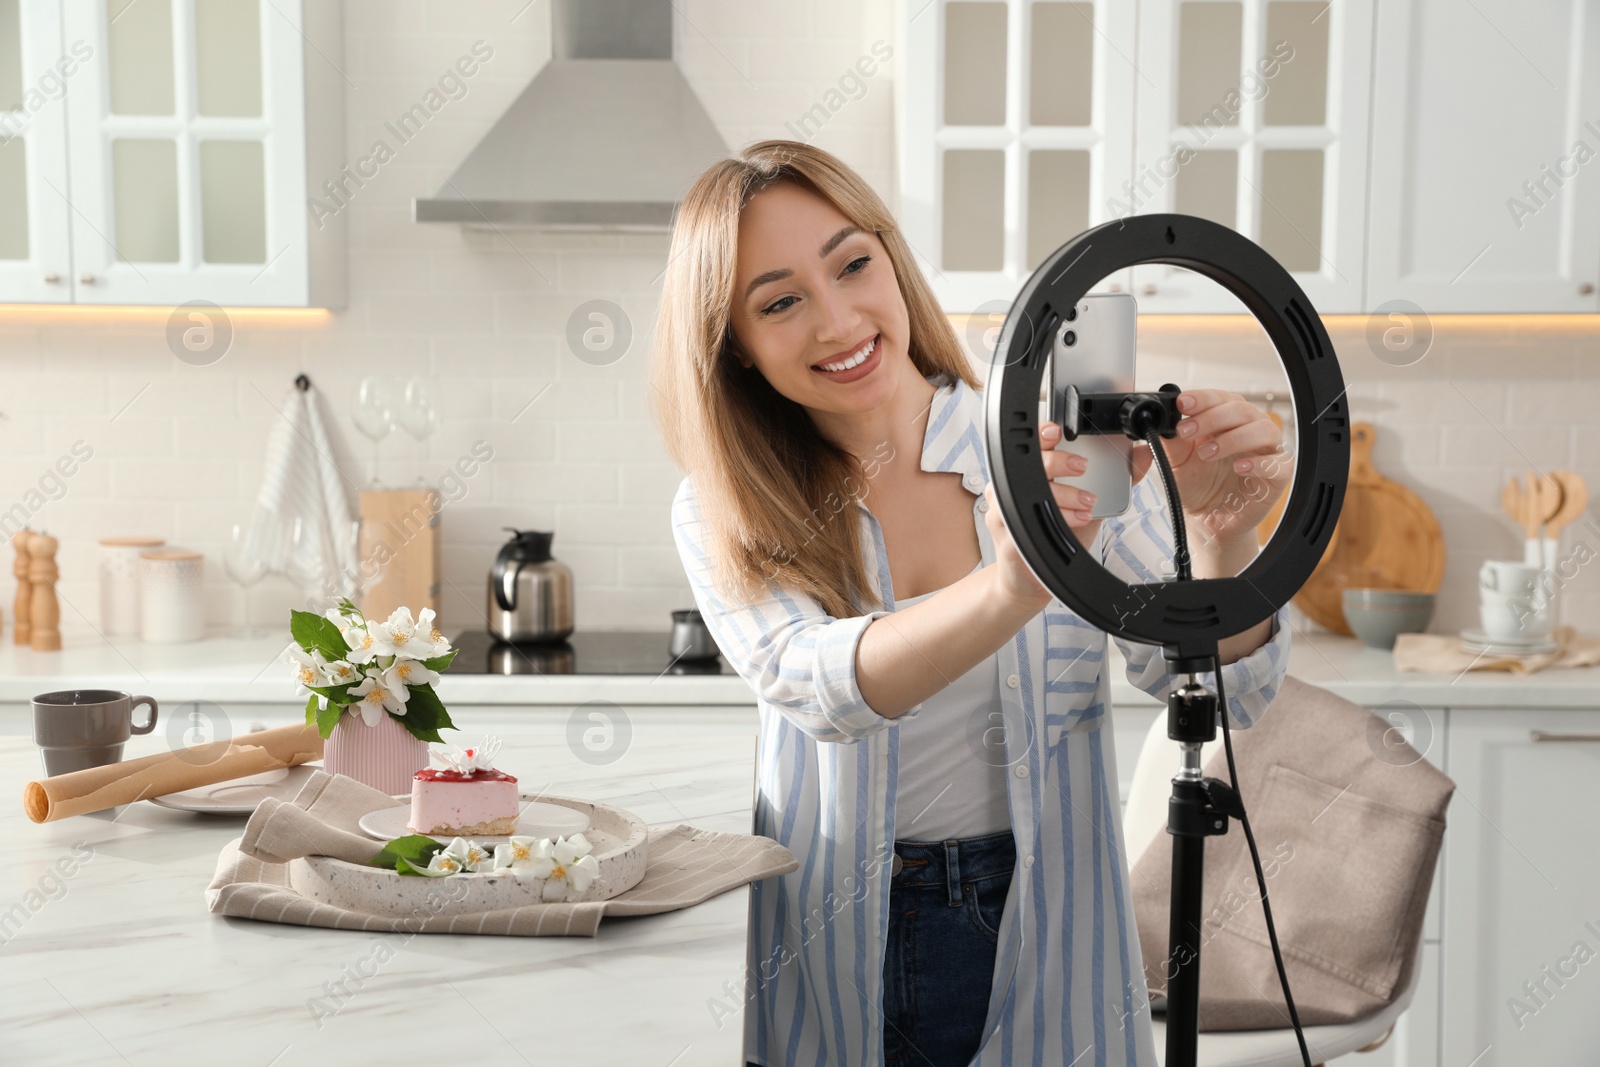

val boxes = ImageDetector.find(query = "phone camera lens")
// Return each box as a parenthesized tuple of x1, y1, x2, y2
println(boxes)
(1064, 307, 1078, 322)
(1062, 330, 1077, 347)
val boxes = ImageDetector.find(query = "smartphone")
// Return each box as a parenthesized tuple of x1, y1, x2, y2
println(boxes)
(1047, 291, 1137, 520)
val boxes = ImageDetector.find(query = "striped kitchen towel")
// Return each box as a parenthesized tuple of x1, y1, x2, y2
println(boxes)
(205, 769, 796, 937)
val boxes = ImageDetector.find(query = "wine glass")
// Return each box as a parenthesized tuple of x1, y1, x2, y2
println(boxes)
(399, 377, 439, 486)
(352, 378, 394, 487)
(399, 377, 439, 440)
(224, 523, 268, 638)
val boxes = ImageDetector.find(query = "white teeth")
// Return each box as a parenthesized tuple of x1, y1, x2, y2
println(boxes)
(818, 336, 876, 373)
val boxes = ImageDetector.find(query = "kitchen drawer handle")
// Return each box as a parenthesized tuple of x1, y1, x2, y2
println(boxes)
(1529, 730, 1600, 743)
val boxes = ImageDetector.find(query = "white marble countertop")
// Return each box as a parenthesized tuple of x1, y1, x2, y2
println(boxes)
(2, 621, 1597, 712)
(2, 718, 762, 1067)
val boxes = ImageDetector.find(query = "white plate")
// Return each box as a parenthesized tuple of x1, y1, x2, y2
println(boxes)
(358, 793, 592, 845)
(1459, 630, 1558, 656)
(148, 764, 322, 815)
(1460, 628, 1554, 648)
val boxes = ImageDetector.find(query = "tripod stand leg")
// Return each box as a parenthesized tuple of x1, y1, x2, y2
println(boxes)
(1164, 823, 1207, 1067)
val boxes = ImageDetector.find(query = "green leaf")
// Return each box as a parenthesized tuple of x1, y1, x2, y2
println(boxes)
(397, 856, 452, 877)
(397, 684, 455, 744)
(304, 682, 354, 704)
(420, 649, 457, 672)
(290, 609, 350, 661)
(368, 833, 442, 874)
(315, 700, 345, 739)
(304, 694, 318, 725)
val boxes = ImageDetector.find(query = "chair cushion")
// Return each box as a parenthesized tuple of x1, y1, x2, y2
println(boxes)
(1129, 673, 1454, 1031)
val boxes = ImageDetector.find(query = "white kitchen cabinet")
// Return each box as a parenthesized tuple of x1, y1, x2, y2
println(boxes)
(1440, 708, 1600, 1067)
(4, 0, 346, 307)
(898, 0, 1138, 316)
(1366, 0, 1600, 312)
(0, 1, 76, 303)
(904, 0, 1600, 314)
(1129, 0, 1375, 313)
(900, 0, 1374, 314)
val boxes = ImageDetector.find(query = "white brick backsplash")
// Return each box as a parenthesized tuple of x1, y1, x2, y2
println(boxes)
(559, 505, 671, 546)
(497, 462, 620, 504)
(112, 458, 238, 500)
(622, 546, 703, 587)
(7, 4, 1600, 644)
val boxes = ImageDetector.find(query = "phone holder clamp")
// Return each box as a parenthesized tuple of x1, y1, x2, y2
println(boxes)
(1058, 383, 1184, 442)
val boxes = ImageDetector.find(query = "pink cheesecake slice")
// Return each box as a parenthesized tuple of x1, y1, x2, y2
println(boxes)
(408, 767, 519, 836)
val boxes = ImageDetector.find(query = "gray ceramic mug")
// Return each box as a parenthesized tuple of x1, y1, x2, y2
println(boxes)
(33, 689, 159, 777)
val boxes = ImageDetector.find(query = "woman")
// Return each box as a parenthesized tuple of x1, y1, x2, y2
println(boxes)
(653, 141, 1293, 1067)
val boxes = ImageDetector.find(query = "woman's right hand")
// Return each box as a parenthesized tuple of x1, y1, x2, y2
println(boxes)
(983, 420, 1101, 609)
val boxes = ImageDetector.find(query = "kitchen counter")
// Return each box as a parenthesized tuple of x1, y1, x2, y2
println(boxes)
(2, 623, 1598, 712)
(2, 720, 761, 1066)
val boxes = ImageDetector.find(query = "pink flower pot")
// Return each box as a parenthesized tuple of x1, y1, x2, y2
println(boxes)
(322, 711, 429, 796)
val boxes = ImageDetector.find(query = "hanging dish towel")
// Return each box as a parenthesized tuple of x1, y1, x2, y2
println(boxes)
(245, 379, 360, 601)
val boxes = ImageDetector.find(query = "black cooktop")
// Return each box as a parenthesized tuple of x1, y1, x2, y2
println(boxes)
(445, 629, 736, 677)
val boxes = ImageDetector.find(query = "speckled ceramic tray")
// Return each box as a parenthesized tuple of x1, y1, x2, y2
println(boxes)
(287, 794, 649, 918)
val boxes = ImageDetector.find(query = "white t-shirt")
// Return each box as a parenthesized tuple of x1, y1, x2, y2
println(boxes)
(891, 564, 1013, 842)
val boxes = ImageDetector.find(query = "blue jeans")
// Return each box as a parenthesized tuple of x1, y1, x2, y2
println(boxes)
(882, 828, 1017, 1067)
(743, 829, 1016, 1067)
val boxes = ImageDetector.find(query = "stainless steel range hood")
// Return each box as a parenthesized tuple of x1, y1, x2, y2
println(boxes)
(413, 0, 729, 231)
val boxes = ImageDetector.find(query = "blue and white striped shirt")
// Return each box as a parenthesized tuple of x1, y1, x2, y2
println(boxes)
(671, 371, 1291, 1066)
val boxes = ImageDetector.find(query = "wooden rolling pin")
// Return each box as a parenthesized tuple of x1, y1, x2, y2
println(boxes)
(23, 722, 324, 823)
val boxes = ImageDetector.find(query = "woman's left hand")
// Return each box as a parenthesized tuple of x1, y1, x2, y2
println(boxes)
(1146, 388, 1292, 547)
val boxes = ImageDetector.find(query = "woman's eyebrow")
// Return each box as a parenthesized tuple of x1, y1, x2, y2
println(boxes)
(742, 225, 864, 303)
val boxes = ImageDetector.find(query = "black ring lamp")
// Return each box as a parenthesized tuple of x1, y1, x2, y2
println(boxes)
(984, 213, 1351, 1067)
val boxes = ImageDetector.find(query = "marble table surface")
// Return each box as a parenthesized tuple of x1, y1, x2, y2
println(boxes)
(2, 716, 762, 1066)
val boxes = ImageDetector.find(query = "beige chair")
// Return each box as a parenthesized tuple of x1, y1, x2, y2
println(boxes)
(1123, 713, 1424, 1067)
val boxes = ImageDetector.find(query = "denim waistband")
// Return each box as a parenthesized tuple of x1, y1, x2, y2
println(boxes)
(890, 829, 1017, 900)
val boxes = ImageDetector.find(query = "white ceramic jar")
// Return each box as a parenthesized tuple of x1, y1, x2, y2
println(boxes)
(138, 550, 205, 643)
(98, 538, 164, 636)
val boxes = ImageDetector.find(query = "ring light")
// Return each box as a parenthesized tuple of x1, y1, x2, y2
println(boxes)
(985, 213, 1350, 668)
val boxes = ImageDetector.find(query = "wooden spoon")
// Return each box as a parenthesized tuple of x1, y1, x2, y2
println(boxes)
(1542, 470, 1588, 567)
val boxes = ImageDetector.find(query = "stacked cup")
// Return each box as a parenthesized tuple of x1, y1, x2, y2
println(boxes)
(1478, 560, 1553, 641)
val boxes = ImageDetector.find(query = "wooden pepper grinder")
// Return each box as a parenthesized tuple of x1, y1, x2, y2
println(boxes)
(28, 531, 60, 651)
(12, 527, 31, 645)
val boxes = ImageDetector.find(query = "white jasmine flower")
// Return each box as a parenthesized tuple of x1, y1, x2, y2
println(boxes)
(368, 607, 439, 660)
(414, 607, 452, 657)
(382, 657, 441, 698)
(493, 835, 538, 875)
(342, 621, 380, 665)
(322, 658, 359, 686)
(349, 675, 407, 725)
(284, 645, 332, 690)
(423, 849, 464, 876)
(414, 837, 491, 876)
(526, 833, 600, 902)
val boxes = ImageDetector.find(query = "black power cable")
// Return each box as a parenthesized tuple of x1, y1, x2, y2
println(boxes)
(1142, 429, 1313, 1067)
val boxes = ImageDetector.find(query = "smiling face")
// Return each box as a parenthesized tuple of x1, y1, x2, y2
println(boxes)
(728, 181, 911, 421)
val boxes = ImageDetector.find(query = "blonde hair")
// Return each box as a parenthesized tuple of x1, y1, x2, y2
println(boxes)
(650, 140, 981, 619)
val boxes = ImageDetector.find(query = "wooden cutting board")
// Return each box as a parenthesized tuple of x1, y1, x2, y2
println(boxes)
(1292, 422, 1445, 635)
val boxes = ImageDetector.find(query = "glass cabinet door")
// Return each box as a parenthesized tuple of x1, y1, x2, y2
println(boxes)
(902, 0, 1137, 319)
(0, 0, 74, 303)
(1130, 0, 1373, 312)
(61, 0, 307, 306)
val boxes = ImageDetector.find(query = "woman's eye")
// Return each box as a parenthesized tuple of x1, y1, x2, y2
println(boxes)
(757, 257, 870, 317)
